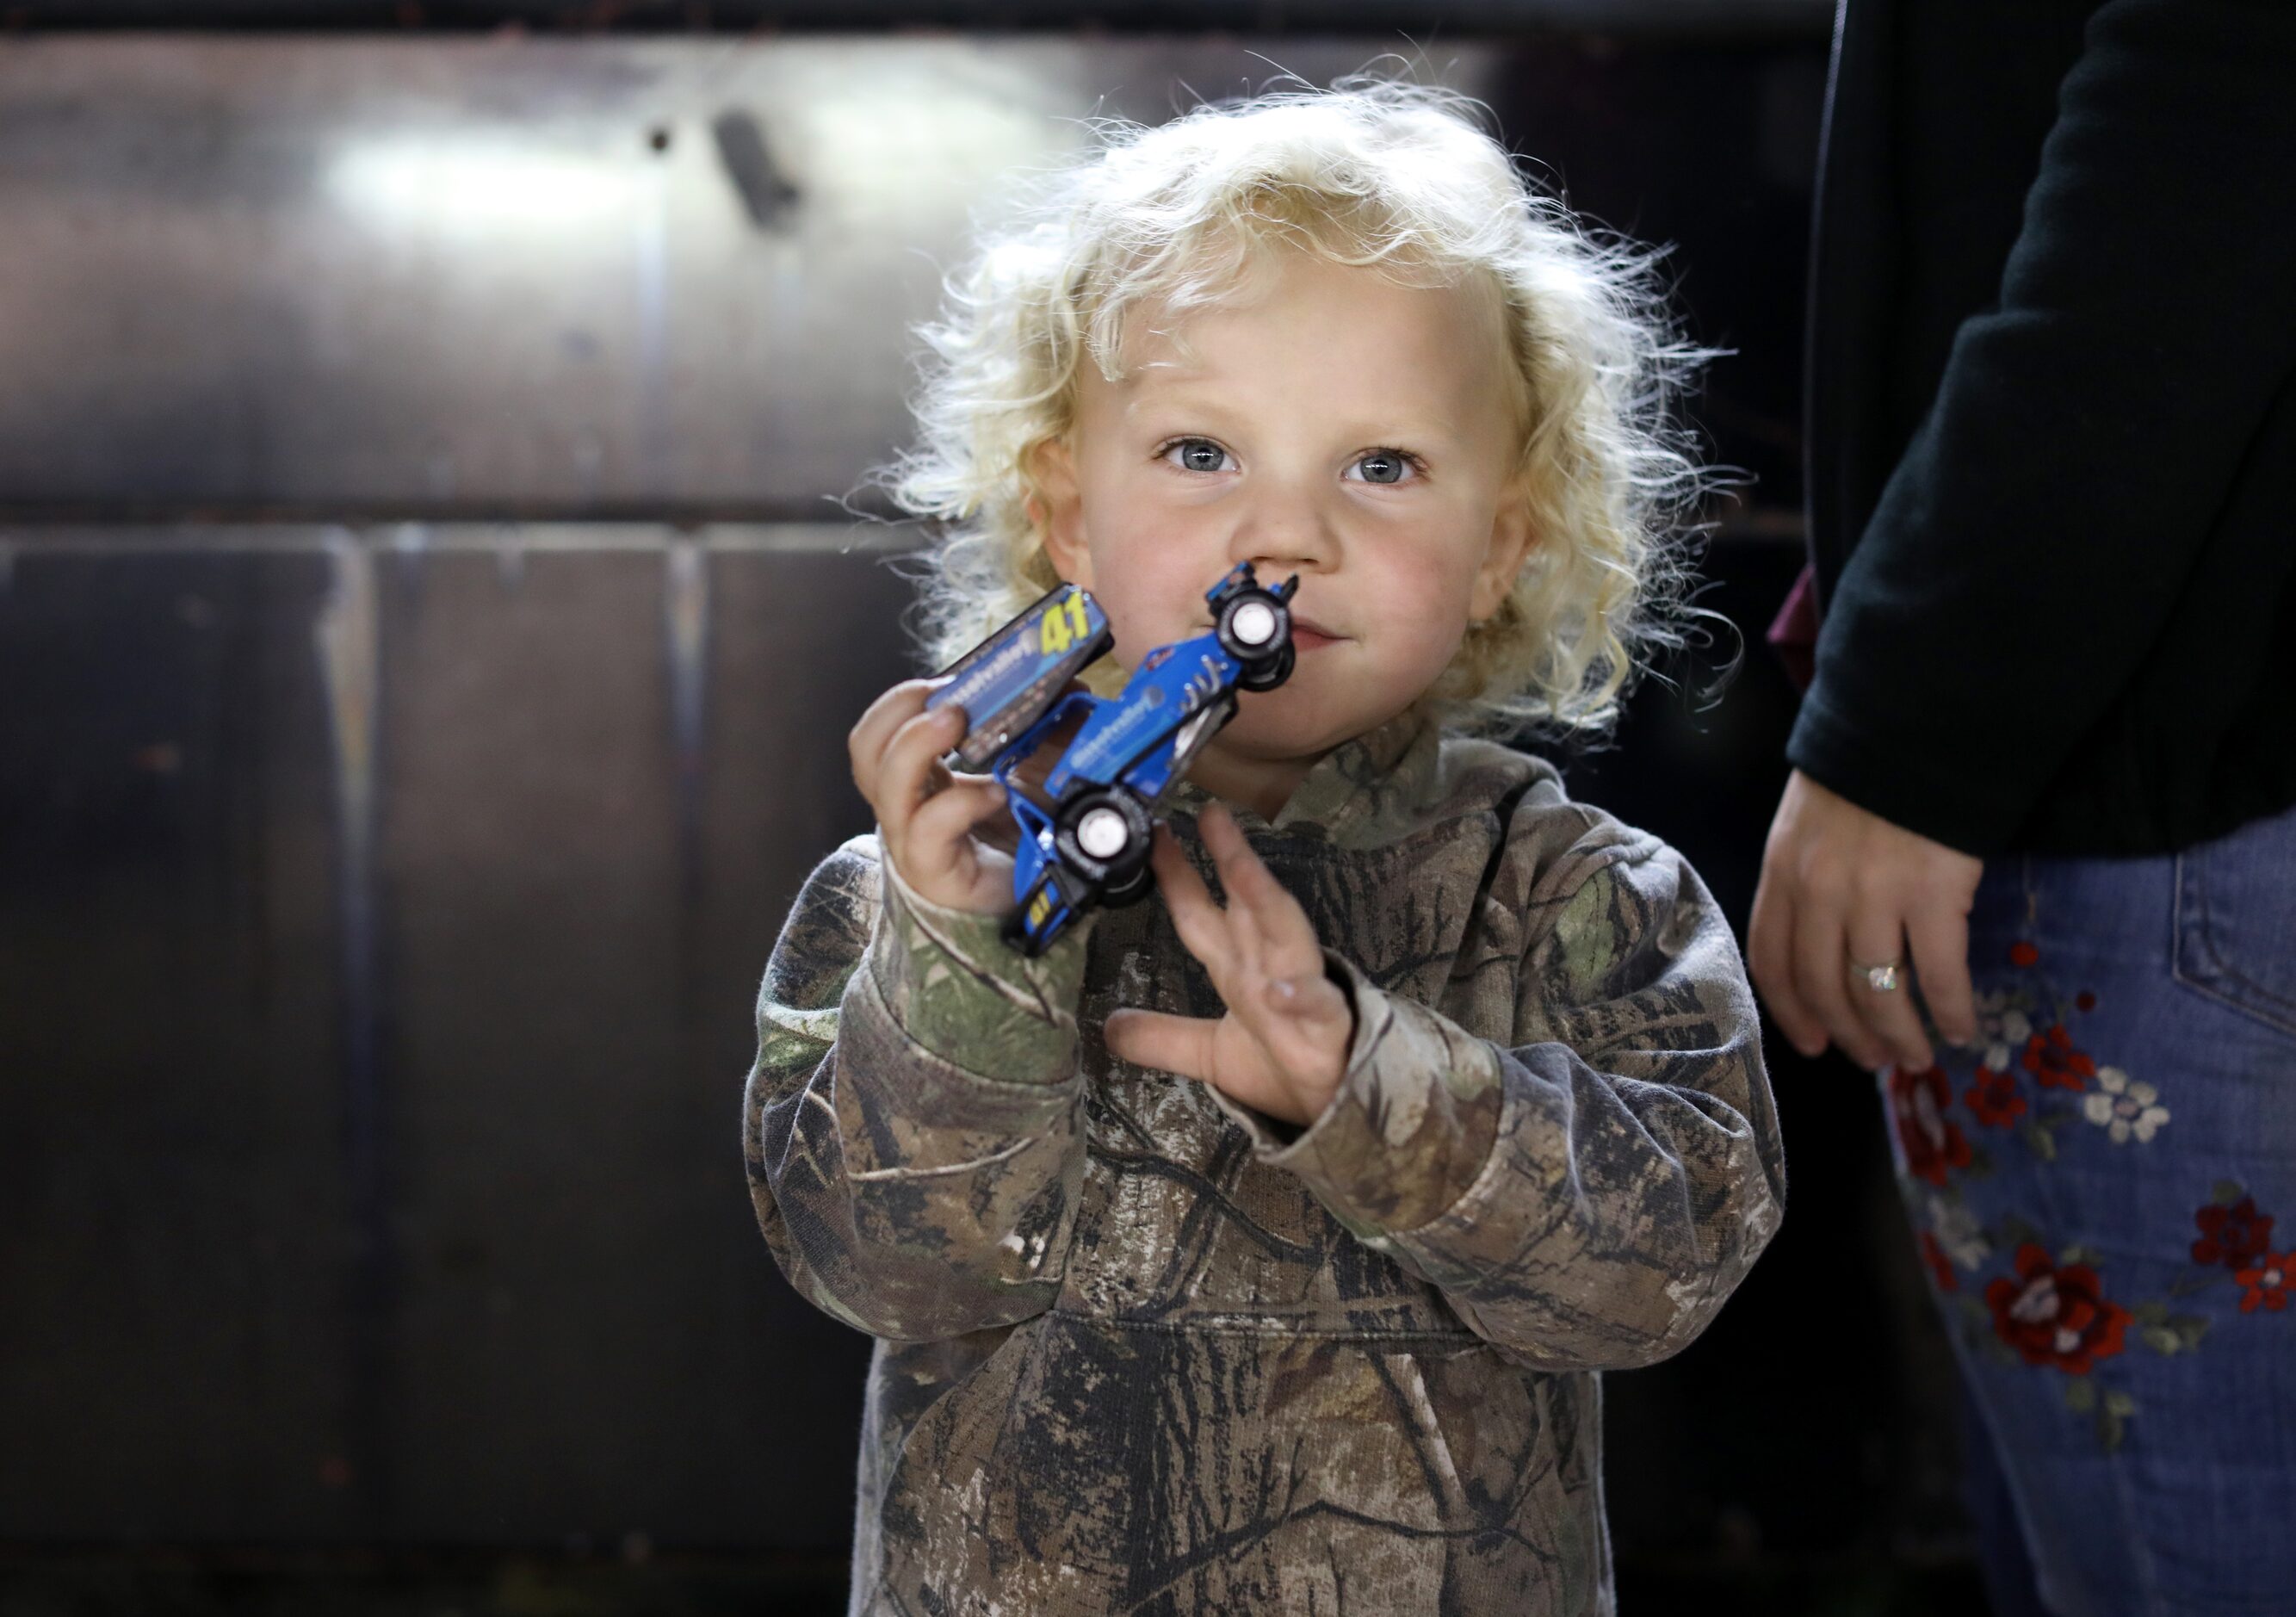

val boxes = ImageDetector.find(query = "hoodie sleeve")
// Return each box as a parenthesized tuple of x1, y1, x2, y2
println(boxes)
(1216, 826, 1786, 1372)
(1792, 0, 2296, 854)
(742, 835, 1092, 1342)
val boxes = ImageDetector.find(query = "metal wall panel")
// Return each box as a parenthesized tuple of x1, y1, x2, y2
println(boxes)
(0, 34, 1824, 519)
(5, 2, 1833, 33)
(0, 544, 356, 1537)
(0, 524, 914, 1543)
(0, 37, 1518, 514)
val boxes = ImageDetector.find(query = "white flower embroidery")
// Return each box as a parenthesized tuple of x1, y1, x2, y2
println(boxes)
(2081, 1067, 2168, 1144)
(1926, 1195, 1992, 1270)
(1977, 989, 2035, 1073)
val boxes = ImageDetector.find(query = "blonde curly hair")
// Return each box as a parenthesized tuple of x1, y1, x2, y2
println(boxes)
(882, 77, 1718, 738)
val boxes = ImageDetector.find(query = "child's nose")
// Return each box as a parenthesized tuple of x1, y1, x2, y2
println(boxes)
(1228, 489, 1339, 574)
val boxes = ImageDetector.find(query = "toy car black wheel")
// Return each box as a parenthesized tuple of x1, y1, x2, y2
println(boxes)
(1235, 641, 1297, 693)
(1216, 588, 1290, 666)
(1054, 787, 1154, 888)
(1100, 862, 1154, 908)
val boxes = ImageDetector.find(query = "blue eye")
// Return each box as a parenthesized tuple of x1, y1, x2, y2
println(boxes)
(1350, 449, 1415, 485)
(1163, 438, 1233, 474)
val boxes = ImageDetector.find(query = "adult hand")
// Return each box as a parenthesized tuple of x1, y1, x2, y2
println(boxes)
(1105, 805, 1355, 1128)
(1748, 769, 1983, 1072)
(847, 678, 1012, 915)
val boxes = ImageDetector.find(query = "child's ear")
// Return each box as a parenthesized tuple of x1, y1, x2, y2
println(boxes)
(1029, 436, 1093, 590)
(1469, 486, 1536, 623)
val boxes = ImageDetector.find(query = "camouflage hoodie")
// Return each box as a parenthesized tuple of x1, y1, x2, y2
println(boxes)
(746, 711, 1785, 1615)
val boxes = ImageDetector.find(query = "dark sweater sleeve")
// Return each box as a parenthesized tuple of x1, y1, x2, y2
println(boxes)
(1790, 0, 2296, 857)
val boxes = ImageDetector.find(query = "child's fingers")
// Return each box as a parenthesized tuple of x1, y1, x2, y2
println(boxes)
(871, 705, 968, 834)
(1106, 1007, 1304, 1123)
(1105, 1007, 1218, 1083)
(1151, 826, 1235, 978)
(847, 679, 938, 801)
(1251, 974, 1353, 1076)
(854, 682, 968, 816)
(904, 773, 1006, 868)
(1192, 808, 1266, 963)
(1199, 804, 1321, 977)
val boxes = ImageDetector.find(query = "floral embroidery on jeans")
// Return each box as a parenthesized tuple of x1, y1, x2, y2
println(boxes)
(1922, 1231, 1960, 1292)
(1944, 1224, 2156, 1451)
(1946, 1230, 2144, 1449)
(1923, 1184, 2292, 1451)
(1902, 940, 2204, 1450)
(1976, 988, 2035, 1075)
(1892, 945, 2295, 1452)
(1890, 1065, 1972, 1186)
(1926, 1193, 1992, 1273)
(2234, 1254, 2290, 1314)
(1983, 1242, 2131, 1374)
(2082, 1068, 2169, 1143)
(1964, 1065, 2027, 1128)
(2021, 1024, 2097, 1092)
(2192, 1195, 2274, 1268)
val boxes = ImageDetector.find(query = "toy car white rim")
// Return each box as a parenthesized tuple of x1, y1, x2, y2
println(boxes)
(1228, 600, 1278, 647)
(1075, 806, 1133, 861)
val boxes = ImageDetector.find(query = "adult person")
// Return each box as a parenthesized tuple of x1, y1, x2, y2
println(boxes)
(1749, 3, 2296, 1614)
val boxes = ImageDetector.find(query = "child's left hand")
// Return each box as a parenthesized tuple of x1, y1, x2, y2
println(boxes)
(1104, 802, 1355, 1129)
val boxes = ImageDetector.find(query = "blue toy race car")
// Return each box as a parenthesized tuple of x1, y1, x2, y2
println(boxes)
(927, 562, 1298, 956)
(925, 580, 1114, 772)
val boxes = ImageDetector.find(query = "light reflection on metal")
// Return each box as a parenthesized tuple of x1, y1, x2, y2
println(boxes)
(312, 530, 393, 1513)
(0, 39, 1502, 514)
(663, 532, 710, 910)
(326, 138, 646, 239)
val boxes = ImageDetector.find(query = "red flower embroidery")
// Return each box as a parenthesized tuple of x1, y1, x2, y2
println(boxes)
(2009, 940, 2040, 968)
(2021, 1025, 2097, 1092)
(1964, 1066, 2027, 1128)
(1984, 1243, 2132, 1374)
(2076, 991, 2097, 1013)
(2193, 1198, 2275, 1269)
(1921, 1230, 1959, 1293)
(1891, 1066, 1972, 1187)
(2234, 1252, 2290, 1314)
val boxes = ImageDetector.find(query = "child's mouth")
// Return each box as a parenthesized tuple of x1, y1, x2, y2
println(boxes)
(1191, 616, 1346, 653)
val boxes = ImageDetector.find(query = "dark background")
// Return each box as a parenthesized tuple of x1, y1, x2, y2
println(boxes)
(0, 4, 1981, 1612)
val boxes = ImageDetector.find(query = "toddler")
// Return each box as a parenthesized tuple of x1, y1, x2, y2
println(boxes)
(746, 81, 1785, 1616)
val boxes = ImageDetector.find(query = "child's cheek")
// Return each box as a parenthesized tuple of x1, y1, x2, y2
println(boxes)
(1092, 548, 1215, 668)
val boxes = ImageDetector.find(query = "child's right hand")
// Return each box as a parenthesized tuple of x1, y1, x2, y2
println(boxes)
(848, 679, 1014, 916)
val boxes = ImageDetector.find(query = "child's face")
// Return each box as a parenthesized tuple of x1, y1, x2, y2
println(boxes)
(1036, 252, 1534, 793)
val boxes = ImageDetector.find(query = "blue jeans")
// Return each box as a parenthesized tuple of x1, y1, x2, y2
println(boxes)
(1879, 801, 2296, 1617)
